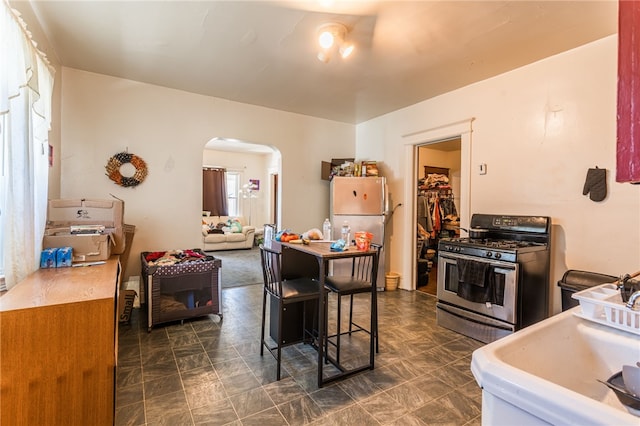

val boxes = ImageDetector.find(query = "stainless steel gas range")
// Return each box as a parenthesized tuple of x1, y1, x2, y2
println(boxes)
(436, 214, 551, 343)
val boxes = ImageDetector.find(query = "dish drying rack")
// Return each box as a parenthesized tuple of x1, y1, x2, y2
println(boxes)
(572, 283, 640, 335)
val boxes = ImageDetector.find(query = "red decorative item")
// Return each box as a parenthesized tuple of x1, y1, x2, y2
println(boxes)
(616, 0, 640, 183)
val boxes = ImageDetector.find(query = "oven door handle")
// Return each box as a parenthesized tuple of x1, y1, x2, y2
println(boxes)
(493, 267, 518, 275)
(439, 252, 518, 270)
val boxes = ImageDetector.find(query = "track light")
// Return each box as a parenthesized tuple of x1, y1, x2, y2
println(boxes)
(317, 51, 331, 63)
(316, 22, 354, 63)
(339, 43, 354, 59)
(318, 29, 335, 49)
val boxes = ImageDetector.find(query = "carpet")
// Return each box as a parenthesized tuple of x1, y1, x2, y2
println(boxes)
(205, 247, 263, 288)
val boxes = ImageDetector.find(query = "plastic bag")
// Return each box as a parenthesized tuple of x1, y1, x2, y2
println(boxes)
(303, 228, 323, 240)
(330, 239, 347, 252)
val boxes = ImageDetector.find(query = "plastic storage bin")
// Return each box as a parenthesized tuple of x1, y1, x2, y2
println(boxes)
(557, 270, 617, 311)
(572, 283, 640, 335)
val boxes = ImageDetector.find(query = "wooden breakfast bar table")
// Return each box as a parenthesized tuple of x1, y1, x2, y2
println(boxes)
(277, 240, 379, 387)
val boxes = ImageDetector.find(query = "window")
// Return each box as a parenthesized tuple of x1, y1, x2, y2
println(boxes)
(226, 171, 241, 217)
(202, 169, 242, 218)
(1, 2, 55, 290)
(0, 118, 5, 291)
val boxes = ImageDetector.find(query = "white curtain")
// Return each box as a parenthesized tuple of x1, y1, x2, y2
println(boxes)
(1, 1, 54, 289)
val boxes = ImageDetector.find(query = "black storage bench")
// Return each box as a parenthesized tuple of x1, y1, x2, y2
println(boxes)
(141, 249, 222, 331)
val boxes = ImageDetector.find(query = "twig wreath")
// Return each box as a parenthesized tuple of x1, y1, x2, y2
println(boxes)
(105, 151, 148, 187)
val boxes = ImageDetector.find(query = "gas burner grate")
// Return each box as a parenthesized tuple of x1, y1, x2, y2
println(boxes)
(450, 238, 546, 250)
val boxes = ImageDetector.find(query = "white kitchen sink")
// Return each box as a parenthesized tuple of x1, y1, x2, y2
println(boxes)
(471, 308, 640, 425)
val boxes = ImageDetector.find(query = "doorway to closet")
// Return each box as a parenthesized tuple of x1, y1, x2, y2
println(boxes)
(416, 138, 461, 296)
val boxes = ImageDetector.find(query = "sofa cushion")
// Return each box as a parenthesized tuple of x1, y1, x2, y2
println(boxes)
(225, 232, 247, 243)
(204, 233, 228, 243)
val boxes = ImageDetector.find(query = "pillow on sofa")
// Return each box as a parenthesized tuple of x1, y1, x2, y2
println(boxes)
(228, 219, 243, 233)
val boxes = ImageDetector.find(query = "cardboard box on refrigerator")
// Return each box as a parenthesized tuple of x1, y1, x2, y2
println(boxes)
(44, 198, 126, 255)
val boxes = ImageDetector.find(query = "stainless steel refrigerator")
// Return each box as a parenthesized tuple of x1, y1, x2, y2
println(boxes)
(330, 176, 387, 290)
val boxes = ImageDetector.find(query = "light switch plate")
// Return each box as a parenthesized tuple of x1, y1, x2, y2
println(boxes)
(479, 163, 487, 175)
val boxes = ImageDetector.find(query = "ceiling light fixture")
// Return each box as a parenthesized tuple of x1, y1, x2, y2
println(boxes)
(316, 22, 354, 63)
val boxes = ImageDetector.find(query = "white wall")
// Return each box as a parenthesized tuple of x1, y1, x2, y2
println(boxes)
(60, 68, 354, 279)
(202, 149, 276, 228)
(357, 35, 640, 314)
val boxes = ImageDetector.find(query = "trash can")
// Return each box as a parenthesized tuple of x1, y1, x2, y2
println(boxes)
(416, 259, 430, 287)
(385, 272, 400, 291)
(557, 270, 617, 311)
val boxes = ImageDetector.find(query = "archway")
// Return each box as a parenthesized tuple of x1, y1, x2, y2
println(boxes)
(202, 137, 281, 230)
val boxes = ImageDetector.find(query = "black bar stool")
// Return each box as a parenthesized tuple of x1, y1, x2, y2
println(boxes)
(259, 245, 325, 380)
(324, 244, 381, 365)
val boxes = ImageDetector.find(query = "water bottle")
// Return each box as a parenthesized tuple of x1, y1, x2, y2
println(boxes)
(322, 218, 332, 241)
(341, 221, 351, 247)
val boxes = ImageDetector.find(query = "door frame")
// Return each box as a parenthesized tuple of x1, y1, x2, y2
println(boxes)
(401, 118, 474, 290)
(271, 173, 279, 227)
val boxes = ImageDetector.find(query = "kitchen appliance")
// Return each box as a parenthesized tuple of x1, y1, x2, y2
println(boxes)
(330, 176, 387, 290)
(436, 213, 551, 343)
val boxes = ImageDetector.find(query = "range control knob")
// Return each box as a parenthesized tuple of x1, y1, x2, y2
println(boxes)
(486, 251, 493, 258)
(454, 247, 461, 253)
(494, 252, 502, 259)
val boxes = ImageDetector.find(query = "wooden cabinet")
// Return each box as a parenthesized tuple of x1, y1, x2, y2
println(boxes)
(0, 257, 120, 426)
(617, 0, 640, 183)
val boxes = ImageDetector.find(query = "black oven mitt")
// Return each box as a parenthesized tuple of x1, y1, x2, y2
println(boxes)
(582, 167, 607, 202)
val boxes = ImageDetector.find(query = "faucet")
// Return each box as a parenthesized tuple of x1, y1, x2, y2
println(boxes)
(626, 290, 640, 309)
(618, 273, 640, 303)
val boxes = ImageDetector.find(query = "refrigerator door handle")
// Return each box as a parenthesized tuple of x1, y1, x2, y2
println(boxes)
(384, 183, 389, 215)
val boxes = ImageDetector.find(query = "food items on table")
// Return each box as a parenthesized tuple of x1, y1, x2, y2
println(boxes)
(303, 228, 323, 240)
(276, 228, 322, 244)
(354, 231, 374, 251)
(275, 230, 301, 242)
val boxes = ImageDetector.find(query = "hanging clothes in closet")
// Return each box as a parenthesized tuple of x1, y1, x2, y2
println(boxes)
(418, 172, 458, 239)
(417, 192, 433, 234)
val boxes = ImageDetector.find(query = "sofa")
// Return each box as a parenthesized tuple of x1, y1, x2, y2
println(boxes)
(201, 216, 255, 251)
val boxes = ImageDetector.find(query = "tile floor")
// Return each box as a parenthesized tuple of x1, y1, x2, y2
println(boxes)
(115, 285, 485, 425)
